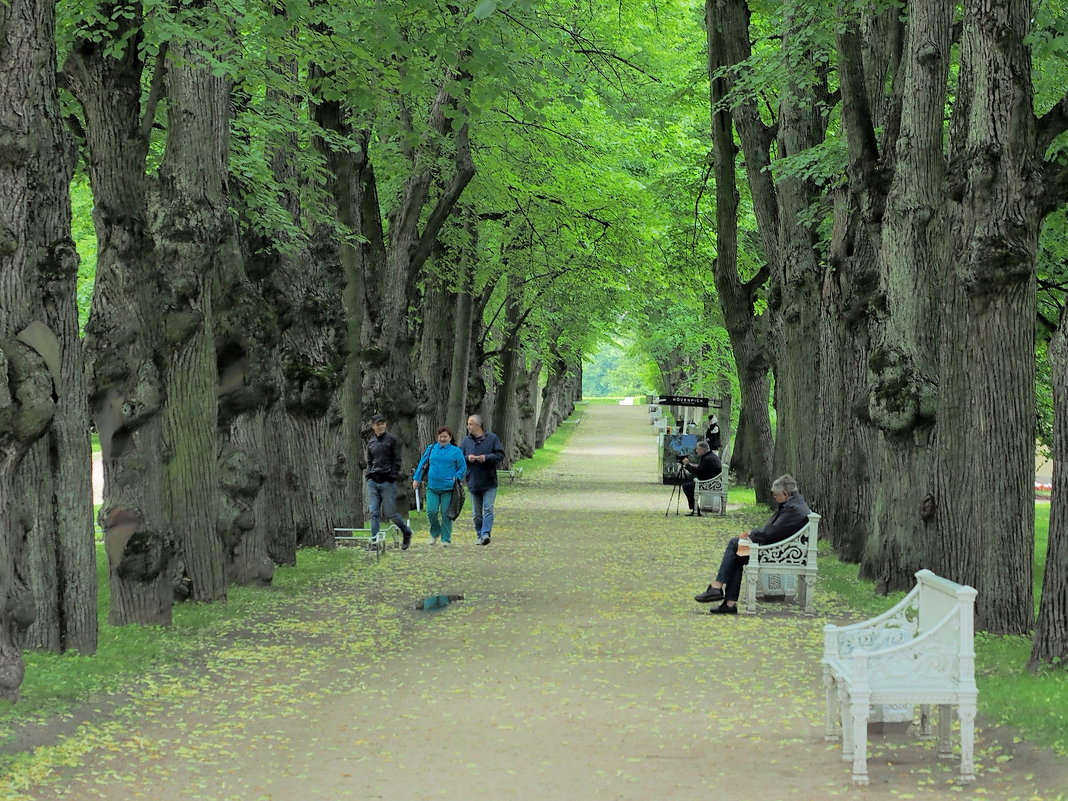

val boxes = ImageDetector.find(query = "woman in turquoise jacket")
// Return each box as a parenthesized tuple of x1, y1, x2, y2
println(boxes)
(412, 425, 467, 545)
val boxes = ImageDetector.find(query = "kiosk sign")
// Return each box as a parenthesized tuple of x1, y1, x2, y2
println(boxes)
(657, 395, 721, 408)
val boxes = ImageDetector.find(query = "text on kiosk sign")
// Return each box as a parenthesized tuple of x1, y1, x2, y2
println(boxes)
(657, 395, 721, 408)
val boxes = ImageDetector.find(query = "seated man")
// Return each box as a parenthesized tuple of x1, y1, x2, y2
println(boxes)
(693, 474, 810, 614)
(680, 440, 722, 516)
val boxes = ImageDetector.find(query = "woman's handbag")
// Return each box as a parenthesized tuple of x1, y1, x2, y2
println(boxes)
(447, 478, 466, 520)
(418, 444, 432, 483)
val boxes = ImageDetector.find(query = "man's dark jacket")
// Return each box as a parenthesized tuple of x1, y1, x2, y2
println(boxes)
(460, 431, 505, 491)
(683, 451, 722, 482)
(366, 432, 402, 483)
(750, 493, 811, 545)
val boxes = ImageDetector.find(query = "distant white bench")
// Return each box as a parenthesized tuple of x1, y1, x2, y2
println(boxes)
(333, 522, 403, 560)
(501, 466, 524, 483)
(695, 466, 729, 516)
(742, 511, 820, 614)
(822, 569, 978, 786)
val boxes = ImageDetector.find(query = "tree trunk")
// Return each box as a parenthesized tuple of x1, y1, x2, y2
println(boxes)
(836, 1, 946, 589)
(64, 17, 174, 626)
(535, 355, 563, 447)
(706, 1, 772, 501)
(19, 0, 97, 654)
(311, 88, 364, 528)
(417, 282, 454, 440)
(0, 0, 63, 698)
(492, 281, 523, 467)
(1032, 317, 1068, 666)
(820, 191, 875, 563)
(153, 41, 230, 602)
(933, 0, 1039, 633)
(515, 358, 541, 459)
(446, 212, 478, 433)
(360, 76, 475, 491)
(769, 4, 827, 489)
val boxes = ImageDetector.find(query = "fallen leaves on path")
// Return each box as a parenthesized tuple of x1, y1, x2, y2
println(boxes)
(2, 405, 1066, 801)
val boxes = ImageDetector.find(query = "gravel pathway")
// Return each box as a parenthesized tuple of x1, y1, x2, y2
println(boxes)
(5, 403, 1067, 801)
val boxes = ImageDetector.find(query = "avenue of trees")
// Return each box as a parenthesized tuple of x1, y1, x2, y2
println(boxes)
(3, 0, 1068, 703)
(0, 0, 698, 701)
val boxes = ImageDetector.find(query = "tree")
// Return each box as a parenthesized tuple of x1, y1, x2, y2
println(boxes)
(21, 0, 97, 654)
(63, 4, 176, 626)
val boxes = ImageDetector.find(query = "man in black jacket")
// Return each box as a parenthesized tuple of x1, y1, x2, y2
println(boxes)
(460, 414, 506, 546)
(680, 440, 722, 516)
(693, 474, 810, 614)
(365, 413, 414, 549)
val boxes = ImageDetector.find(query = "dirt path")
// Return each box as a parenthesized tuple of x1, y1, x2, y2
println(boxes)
(7, 404, 1068, 800)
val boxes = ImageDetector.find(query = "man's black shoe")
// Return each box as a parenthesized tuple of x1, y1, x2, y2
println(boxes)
(709, 603, 738, 615)
(685, 510, 699, 516)
(402, 529, 412, 550)
(694, 585, 725, 603)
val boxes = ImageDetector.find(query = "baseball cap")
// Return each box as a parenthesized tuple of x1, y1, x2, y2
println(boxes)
(370, 413, 386, 423)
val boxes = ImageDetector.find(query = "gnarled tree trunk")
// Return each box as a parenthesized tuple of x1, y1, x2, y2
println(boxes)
(65, 17, 173, 626)
(20, 0, 96, 654)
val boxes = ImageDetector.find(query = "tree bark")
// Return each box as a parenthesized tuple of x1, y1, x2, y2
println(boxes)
(311, 86, 365, 530)
(152, 40, 229, 602)
(64, 15, 173, 626)
(706, 0, 772, 502)
(820, 190, 875, 563)
(492, 278, 523, 467)
(17, 0, 97, 654)
(0, 0, 65, 698)
(1032, 317, 1068, 666)
(933, 0, 1039, 633)
(837, 1, 947, 589)
(769, 3, 828, 490)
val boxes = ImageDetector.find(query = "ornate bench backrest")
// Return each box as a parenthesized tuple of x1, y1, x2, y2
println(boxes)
(754, 512, 820, 567)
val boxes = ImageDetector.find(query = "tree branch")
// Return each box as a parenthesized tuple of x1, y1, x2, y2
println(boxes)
(1038, 90, 1068, 154)
(139, 41, 168, 144)
(409, 121, 475, 274)
(1039, 158, 1068, 218)
(836, 22, 882, 192)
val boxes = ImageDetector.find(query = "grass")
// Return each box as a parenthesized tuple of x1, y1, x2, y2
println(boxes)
(1, 548, 358, 745)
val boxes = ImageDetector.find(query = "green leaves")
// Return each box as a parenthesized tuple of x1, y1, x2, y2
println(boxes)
(472, 0, 498, 20)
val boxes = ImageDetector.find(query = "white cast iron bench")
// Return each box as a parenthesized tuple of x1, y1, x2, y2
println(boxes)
(821, 568, 978, 786)
(333, 522, 403, 560)
(695, 465, 729, 516)
(741, 511, 820, 614)
(501, 466, 524, 483)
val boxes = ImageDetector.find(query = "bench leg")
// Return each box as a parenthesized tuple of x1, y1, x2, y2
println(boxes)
(850, 695, 871, 785)
(744, 566, 758, 615)
(823, 669, 839, 741)
(919, 704, 933, 738)
(840, 688, 854, 760)
(959, 701, 977, 783)
(937, 704, 953, 758)
(802, 575, 817, 615)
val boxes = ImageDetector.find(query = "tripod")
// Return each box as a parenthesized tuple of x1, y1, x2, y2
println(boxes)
(665, 461, 690, 517)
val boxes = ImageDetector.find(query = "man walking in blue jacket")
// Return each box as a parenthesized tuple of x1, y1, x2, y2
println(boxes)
(460, 414, 506, 546)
